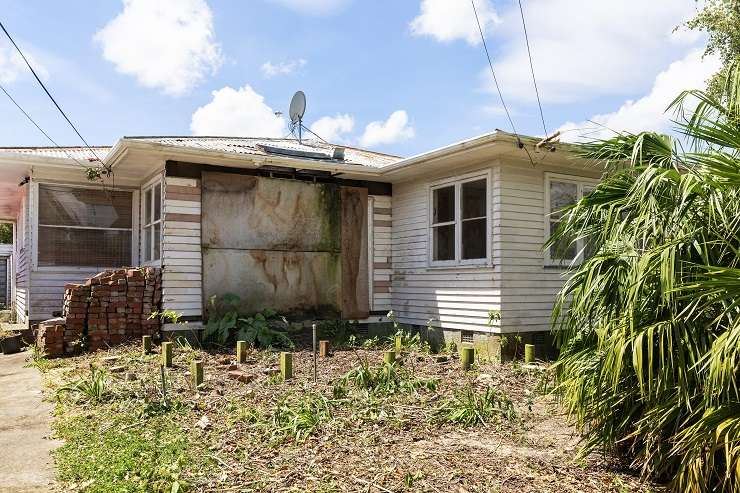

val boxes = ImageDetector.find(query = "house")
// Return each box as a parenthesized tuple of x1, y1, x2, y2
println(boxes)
(0, 131, 600, 358)
(0, 243, 11, 308)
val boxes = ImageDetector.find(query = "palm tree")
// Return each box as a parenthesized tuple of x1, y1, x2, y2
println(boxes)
(550, 62, 740, 491)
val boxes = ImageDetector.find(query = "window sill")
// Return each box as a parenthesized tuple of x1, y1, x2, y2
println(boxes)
(427, 261, 494, 271)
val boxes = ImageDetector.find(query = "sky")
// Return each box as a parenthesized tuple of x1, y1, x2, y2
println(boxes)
(0, 0, 721, 157)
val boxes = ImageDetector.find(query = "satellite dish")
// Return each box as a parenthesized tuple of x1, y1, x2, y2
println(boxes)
(289, 91, 306, 124)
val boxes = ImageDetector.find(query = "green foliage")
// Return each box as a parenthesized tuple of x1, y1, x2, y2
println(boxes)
(0, 223, 11, 244)
(550, 66, 740, 491)
(387, 309, 430, 352)
(56, 366, 109, 404)
(266, 394, 332, 443)
(316, 319, 359, 345)
(203, 294, 293, 349)
(341, 355, 438, 396)
(435, 386, 516, 427)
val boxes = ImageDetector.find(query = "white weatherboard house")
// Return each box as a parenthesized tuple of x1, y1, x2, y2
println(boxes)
(0, 131, 600, 358)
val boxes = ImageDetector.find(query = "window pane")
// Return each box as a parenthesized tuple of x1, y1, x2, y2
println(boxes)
(144, 188, 152, 225)
(550, 181, 577, 219)
(462, 179, 486, 219)
(549, 220, 577, 261)
(143, 226, 152, 262)
(39, 185, 132, 228)
(153, 222, 161, 261)
(433, 224, 455, 261)
(153, 184, 162, 221)
(432, 186, 455, 224)
(462, 218, 486, 259)
(38, 227, 131, 267)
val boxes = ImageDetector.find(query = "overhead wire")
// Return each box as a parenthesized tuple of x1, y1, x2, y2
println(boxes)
(516, 0, 548, 138)
(0, 19, 108, 169)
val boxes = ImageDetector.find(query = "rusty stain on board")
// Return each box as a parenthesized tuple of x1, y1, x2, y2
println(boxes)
(340, 187, 369, 319)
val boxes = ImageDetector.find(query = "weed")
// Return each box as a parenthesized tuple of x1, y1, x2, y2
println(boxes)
(56, 365, 109, 404)
(203, 295, 293, 349)
(341, 355, 437, 395)
(435, 385, 516, 427)
(267, 394, 332, 443)
(25, 344, 63, 372)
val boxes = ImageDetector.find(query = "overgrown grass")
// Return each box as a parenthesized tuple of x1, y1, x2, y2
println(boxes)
(56, 366, 109, 404)
(340, 356, 438, 395)
(435, 385, 517, 427)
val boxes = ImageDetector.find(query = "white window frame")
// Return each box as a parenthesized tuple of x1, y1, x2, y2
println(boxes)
(141, 176, 163, 266)
(544, 172, 599, 267)
(428, 170, 491, 268)
(32, 181, 139, 270)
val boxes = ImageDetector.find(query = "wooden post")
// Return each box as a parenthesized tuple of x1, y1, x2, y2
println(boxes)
(394, 335, 402, 351)
(319, 340, 330, 358)
(162, 341, 173, 368)
(192, 359, 204, 387)
(280, 352, 293, 380)
(384, 350, 396, 365)
(142, 335, 152, 355)
(312, 323, 317, 383)
(524, 344, 535, 363)
(461, 345, 475, 371)
(236, 340, 247, 364)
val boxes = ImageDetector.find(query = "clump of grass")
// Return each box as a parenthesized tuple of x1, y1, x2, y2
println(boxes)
(435, 385, 516, 427)
(341, 356, 437, 395)
(56, 365, 109, 404)
(267, 394, 332, 443)
(25, 344, 64, 372)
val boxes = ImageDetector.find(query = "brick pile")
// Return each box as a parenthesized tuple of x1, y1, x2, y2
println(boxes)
(37, 267, 163, 357)
(36, 318, 65, 358)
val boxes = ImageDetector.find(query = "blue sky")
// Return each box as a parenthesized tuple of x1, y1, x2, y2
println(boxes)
(0, 0, 720, 157)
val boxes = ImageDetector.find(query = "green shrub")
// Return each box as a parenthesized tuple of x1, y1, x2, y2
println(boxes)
(435, 385, 516, 427)
(56, 366, 109, 404)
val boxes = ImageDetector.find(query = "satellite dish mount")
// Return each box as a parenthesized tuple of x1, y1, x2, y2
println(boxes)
(289, 91, 307, 143)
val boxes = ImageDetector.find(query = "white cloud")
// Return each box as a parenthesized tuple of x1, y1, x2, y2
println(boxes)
(310, 114, 354, 142)
(95, 0, 222, 96)
(0, 39, 48, 84)
(359, 110, 415, 147)
(268, 0, 350, 15)
(410, 0, 499, 46)
(190, 85, 285, 137)
(558, 50, 721, 141)
(261, 59, 307, 78)
(473, 0, 702, 104)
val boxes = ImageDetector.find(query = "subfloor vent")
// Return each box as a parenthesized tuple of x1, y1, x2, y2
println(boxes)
(461, 330, 474, 344)
(356, 324, 369, 337)
(532, 332, 547, 345)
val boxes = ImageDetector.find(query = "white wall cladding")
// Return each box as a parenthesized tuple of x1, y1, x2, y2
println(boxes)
(15, 190, 29, 323)
(390, 167, 500, 333)
(369, 194, 392, 313)
(161, 176, 202, 318)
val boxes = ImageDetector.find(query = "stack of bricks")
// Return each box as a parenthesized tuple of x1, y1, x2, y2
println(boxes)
(36, 318, 66, 358)
(40, 267, 164, 356)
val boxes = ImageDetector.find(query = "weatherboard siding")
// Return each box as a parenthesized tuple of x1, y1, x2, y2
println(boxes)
(14, 191, 29, 324)
(29, 268, 104, 321)
(369, 194, 392, 313)
(161, 176, 203, 318)
(390, 168, 500, 333)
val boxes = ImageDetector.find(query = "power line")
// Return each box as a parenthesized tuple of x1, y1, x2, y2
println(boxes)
(0, 20, 107, 167)
(517, 0, 548, 137)
(0, 81, 92, 170)
(470, 0, 522, 148)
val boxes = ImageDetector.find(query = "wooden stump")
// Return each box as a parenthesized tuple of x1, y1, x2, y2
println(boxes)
(142, 335, 152, 355)
(461, 346, 475, 371)
(524, 344, 535, 363)
(192, 359, 204, 387)
(280, 352, 293, 380)
(162, 341, 173, 368)
(236, 340, 247, 363)
(394, 335, 403, 351)
(319, 340, 330, 358)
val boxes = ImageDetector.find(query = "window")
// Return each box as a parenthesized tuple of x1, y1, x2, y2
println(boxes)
(430, 175, 489, 265)
(142, 181, 162, 262)
(545, 174, 597, 266)
(37, 184, 133, 267)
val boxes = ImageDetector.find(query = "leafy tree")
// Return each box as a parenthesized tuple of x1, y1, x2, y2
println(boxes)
(0, 223, 12, 244)
(550, 66, 740, 491)
(685, 0, 740, 97)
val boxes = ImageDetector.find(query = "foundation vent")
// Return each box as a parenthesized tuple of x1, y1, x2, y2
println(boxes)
(461, 330, 474, 344)
(532, 332, 547, 345)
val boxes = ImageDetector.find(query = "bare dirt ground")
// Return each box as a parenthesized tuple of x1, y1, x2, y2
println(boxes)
(42, 343, 660, 492)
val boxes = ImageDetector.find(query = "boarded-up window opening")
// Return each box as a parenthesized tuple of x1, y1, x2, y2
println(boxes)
(37, 184, 133, 267)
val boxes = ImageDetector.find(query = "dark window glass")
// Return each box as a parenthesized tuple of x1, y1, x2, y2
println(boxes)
(433, 186, 455, 224)
(433, 224, 455, 261)
(462, 179, 486, 219)
(462, 218, 486, 259)
(549, 181, 577, 219)
(39, 185, 132, 229)
(38, 227, 131, 267)
(549, 220, 577, 261)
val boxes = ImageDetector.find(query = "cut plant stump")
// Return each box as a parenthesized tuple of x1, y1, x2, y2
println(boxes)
(461, 346, 475, 371)
(192, 360, 204, 387)
(319, 340, 330, 358)
(236, 340, 247, 363)
(161, 341, 173, 368)
(142, 335, 152, 355)
(524, 344, 535, 363)
(280, 352, 293, 380)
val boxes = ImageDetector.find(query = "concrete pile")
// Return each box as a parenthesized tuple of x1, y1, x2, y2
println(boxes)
(37, 267, 162, 357)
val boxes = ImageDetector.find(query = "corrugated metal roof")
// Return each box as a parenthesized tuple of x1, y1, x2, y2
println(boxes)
(0, 146, 111, 162)
(125, 136, 401, 168)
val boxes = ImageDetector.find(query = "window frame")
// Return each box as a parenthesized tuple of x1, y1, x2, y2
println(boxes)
(428, 170, 491, 268)
(32, 181, 139, 270)
(140, 177, 164, 266)
(543, 172, 599, 267)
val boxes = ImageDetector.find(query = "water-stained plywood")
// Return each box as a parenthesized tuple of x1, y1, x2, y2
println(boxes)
(202, 173, 340, 252)
(341, 187, 369, 319)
